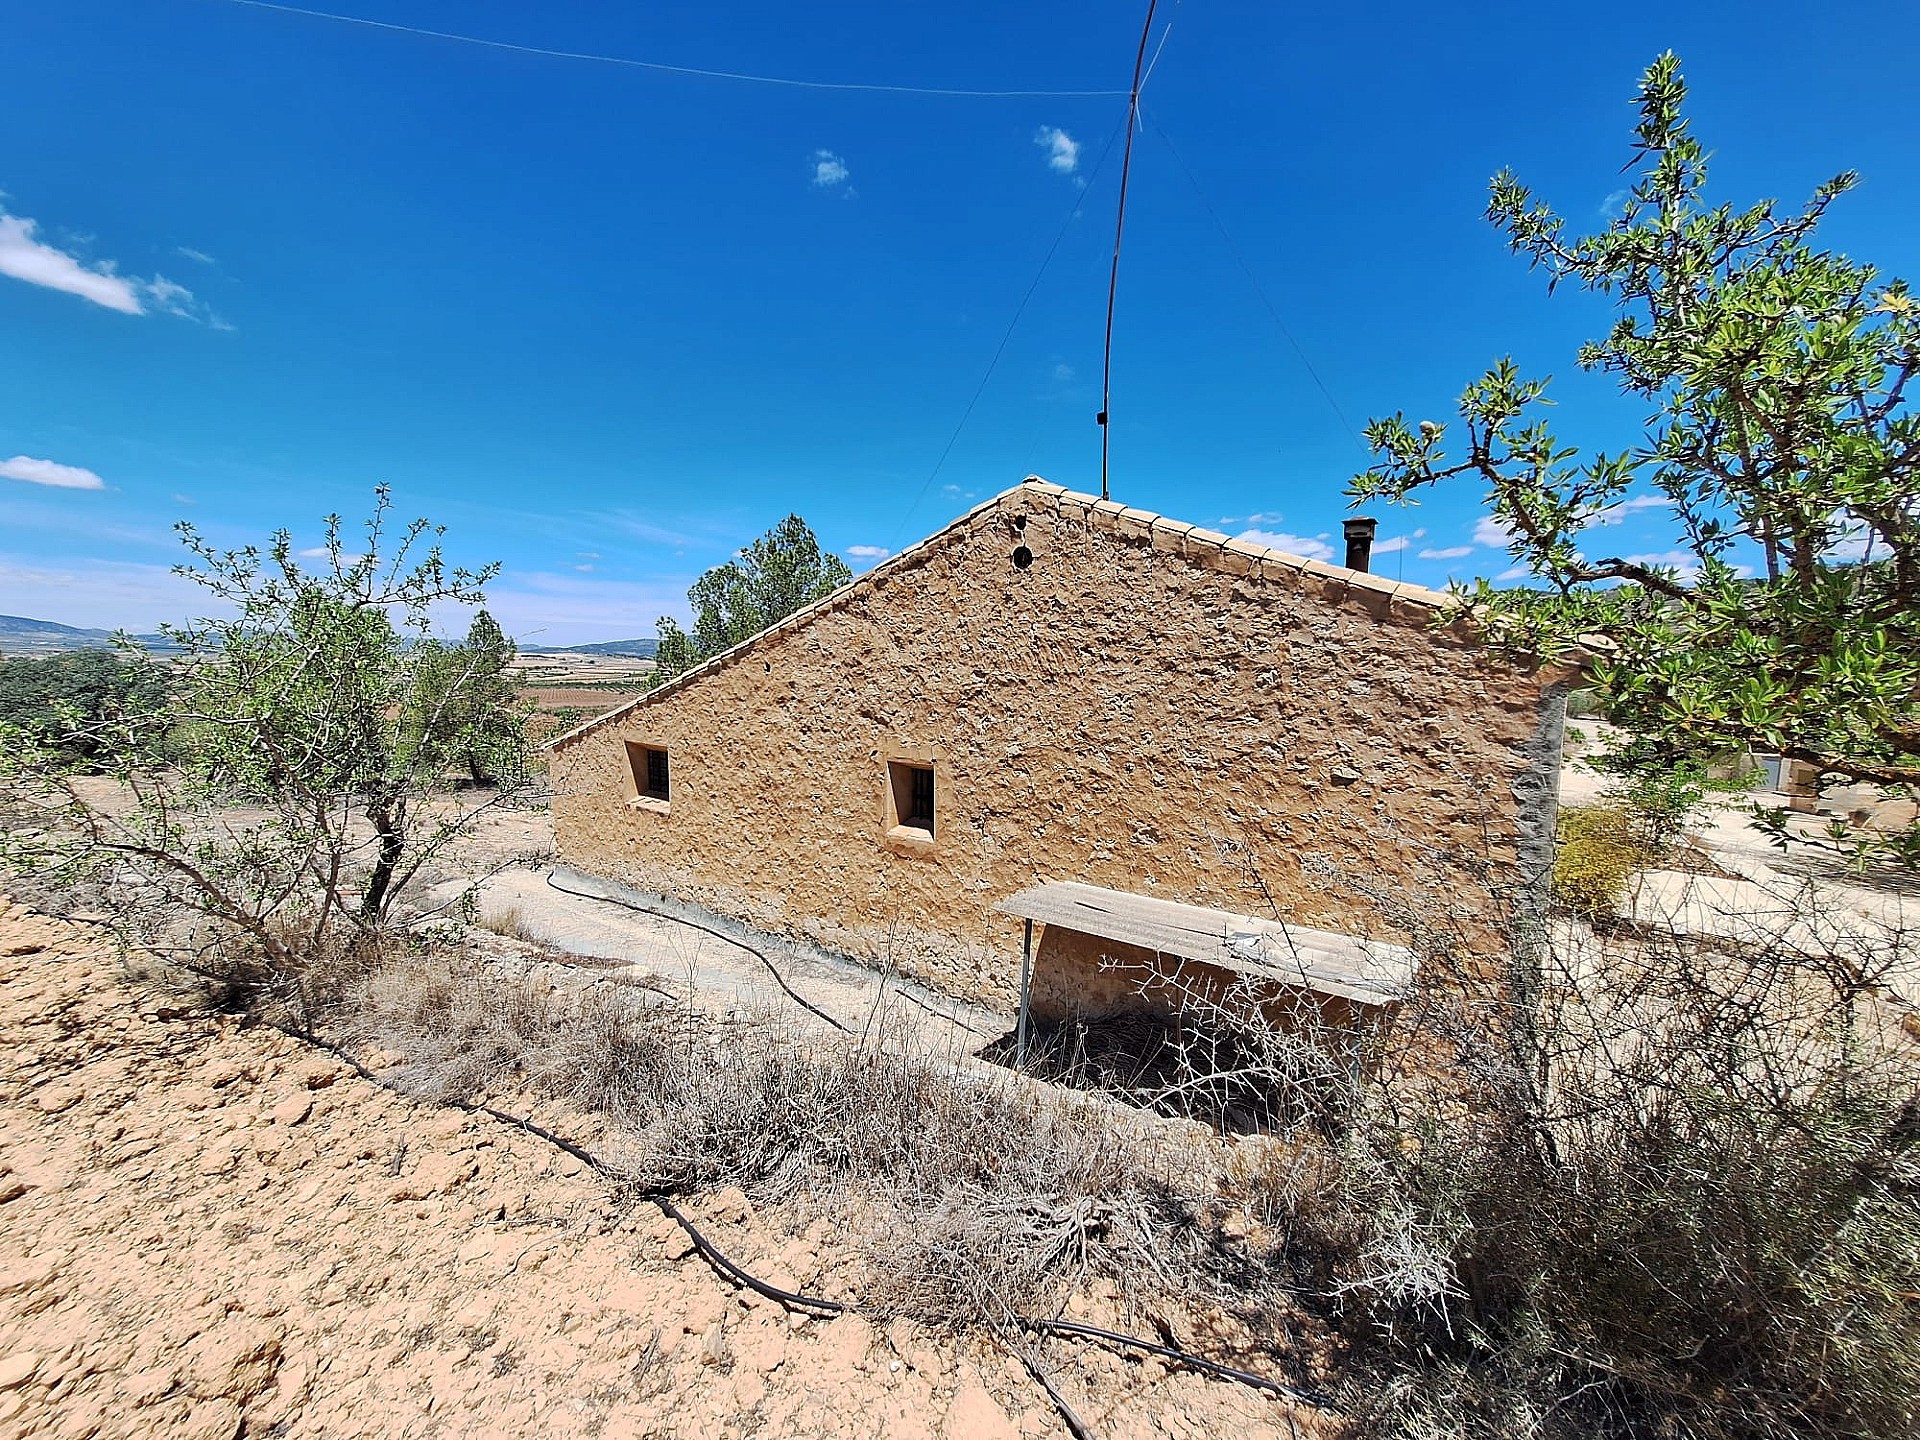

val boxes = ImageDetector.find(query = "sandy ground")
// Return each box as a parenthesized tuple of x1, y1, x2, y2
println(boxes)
(442, 866, 1005, 1061)
(14, 724, 1904, 1437)
(1559, 723, 1920, 1005)
(0, 900, 1322, 1440)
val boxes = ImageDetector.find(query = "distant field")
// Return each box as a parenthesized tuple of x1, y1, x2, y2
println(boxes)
(521, 686, 639, 711)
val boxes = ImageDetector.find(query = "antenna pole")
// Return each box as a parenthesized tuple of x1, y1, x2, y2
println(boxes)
(1099, 0, 1159, 502)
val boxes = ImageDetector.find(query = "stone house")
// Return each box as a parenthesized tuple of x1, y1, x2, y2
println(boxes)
(548, 478, 1570, 1024)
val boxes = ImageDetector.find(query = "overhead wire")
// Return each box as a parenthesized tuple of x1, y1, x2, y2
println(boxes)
(888, 115, 1128, 547)
(217, 0, 1128, 98)
(1139, 107, 1366, 452)
(1097, 0, 1163, 501)
(1137, 1, 1180, 94)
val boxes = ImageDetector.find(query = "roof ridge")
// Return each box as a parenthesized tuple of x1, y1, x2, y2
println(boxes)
(544, 480, 1043, 749)
(547, 476, 1465, 751)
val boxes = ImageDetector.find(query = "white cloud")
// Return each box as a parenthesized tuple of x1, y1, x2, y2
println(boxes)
(582, 511, 696, 548)
(145, 275, 196, 316)
(1474, 515, 1517, 547)
(1419, 545, 1473, 560)
(1233, 529, 1335, 563)
(1034, 126, 1080, 175)
(175, 246, 216, 265)
(1601, 187, 1631, 219)
(1495, 566, 1532, 583)
(1594, 493, 1670, 525)
(0, 555, 214, 630)
(479, 569, 699, 646)
(1219, 511, 1286, 527)
(0, 455, 107, 491)
(811, 150, 850, 187)
(574, 564, 594, 573)
(0, 210, 143, 313)
(844, 544, 891, 561)
(296, 546, 331, 558)
(1374, 528, 1426, 554)
(0, 206, 223, 323)
(1622, 550, 1701, 573)
(1051, 361, 1075, 383)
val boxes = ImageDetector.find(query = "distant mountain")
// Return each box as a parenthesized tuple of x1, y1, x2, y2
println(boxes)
(519, 638, 658, 659)
(0, 615, 180, 657)
(0, 614, 657, 661)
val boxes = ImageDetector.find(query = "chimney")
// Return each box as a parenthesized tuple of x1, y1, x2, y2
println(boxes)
(1343, 517, 1378, 573)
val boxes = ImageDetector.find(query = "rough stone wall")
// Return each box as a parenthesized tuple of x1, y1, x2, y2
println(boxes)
(1026, 926, 1365, 1034)
(550, 483, 1561, 1013)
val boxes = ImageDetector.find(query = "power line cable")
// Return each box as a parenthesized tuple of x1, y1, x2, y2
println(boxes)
(216, 0, 1128, 98)
(1141, 107, 1365, 451)
(1097, 0, 1162, 501)
(888, 118, 1128, 547)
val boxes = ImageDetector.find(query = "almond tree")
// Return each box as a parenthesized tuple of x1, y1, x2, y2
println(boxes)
(0, 489, 529, 985)
(1353, 53, 1920, 867)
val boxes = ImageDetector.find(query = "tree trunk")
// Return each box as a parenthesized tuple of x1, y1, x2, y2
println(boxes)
(360, 798, 405, 922)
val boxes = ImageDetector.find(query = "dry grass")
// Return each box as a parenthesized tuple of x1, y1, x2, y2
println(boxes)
(334, 950, 1261, 1333)
(154, 851, 1920, 1439)
(475, 905, 537, 942)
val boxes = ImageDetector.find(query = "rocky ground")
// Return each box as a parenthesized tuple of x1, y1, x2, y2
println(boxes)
(0, 899, 1321, 1440)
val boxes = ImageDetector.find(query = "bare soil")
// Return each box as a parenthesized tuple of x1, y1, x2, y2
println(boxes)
(0, 900, 1326, 1439)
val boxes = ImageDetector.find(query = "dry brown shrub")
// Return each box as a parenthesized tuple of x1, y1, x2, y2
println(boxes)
(475, 905, 537, 942)
(332, 949, 1269, 1333)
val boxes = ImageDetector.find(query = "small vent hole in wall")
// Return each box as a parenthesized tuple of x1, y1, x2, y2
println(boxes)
(1012, 544, 1034, 570)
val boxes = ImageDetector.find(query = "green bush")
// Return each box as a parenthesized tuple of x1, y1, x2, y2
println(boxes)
(1553, 804, 1644, 919)
(0, 649, 168, 766)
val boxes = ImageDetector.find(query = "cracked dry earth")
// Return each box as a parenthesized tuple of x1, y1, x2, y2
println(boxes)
(0, 900, 1321, 1440)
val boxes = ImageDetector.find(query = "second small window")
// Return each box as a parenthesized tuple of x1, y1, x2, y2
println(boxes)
(627, 742, 670, 803)
(888, 760, 935, 838)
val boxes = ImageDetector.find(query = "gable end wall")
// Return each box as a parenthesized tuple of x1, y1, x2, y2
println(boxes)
(551, 486, 1563, 1010)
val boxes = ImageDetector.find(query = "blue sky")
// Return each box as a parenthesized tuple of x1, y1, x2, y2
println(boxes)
(3, 0, 1916, 642)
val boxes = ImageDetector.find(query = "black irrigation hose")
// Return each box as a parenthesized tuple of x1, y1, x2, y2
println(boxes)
(649, 1193, 843, 1315)
(544, 870, 852, 1034)
(544, 871, 992, 1040)
(649, 1192, 1318, 1402)
(873, 974, 993, 1040)
(302, 1033, 1326, 1409)
(1024, 1317, 1308, 1399)
(41, 905, 1328, 1416)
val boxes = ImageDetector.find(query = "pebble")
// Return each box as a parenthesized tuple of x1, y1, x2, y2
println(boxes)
(34, 1086, 81, 1115)
(270, 1095, 313, 1128)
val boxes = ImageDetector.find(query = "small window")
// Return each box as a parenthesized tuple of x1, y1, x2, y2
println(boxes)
(888, 760, 935, 838)
(626, 742, 670, 803)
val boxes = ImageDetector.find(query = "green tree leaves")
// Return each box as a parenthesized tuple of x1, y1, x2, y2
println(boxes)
(405, 609, 528, 787)
(0, 489, 529, 976)
(1351, 53, 1920, 867)
(0, 649, 168, 768)
(652, 514, 852, 685)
